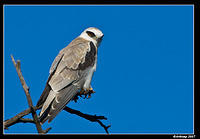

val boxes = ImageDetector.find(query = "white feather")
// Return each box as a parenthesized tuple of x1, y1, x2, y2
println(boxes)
(39, 90, 56, 116)
(83, 57, 97, 89)
(79, 32, 97, 46)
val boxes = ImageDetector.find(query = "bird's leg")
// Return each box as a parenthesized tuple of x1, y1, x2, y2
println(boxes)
(79, 88, 85, 95)
(79, 87, 95, 99)
(88, 87, 95, 93)
(87, 87, 95, 98)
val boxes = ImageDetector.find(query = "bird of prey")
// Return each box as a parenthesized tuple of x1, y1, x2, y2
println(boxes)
(36, 27, 104, 124)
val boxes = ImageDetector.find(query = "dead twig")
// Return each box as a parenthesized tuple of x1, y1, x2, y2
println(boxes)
(4, 105, 110, 134)
(10, 55, 47, 134)
(4, 106, 38, 129)
(63, 106, 111, 134)
(4, 55, 110, 134)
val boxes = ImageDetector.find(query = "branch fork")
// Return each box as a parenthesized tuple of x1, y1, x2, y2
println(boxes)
(4, 55, 110, 134)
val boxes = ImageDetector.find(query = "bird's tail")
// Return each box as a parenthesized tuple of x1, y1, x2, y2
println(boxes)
(39, 85, 79, 124)
(36, 83, 51, 108)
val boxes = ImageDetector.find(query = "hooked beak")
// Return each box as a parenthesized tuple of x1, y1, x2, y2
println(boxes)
(97, 35, 104, 43)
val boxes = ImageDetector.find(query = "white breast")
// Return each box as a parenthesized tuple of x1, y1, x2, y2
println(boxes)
(83, 57, 97, 89)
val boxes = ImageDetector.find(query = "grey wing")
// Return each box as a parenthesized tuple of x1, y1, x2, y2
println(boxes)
(39, 39, 96, 123)
(48, 41, 91, 92)
(39, 84, 78, 124)
(36, 53, 64, 107)
(49, 51, 64, 74)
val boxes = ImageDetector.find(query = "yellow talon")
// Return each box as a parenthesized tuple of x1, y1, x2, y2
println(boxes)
(89, 87, 95, 94)
(79, 89, 85, 94)
(79, 87, 95, 96)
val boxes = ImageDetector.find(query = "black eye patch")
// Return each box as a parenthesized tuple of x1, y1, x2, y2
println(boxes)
(86, 31, 96, 37)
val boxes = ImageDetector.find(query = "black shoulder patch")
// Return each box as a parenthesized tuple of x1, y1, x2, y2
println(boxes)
(77, 42, 96, 70)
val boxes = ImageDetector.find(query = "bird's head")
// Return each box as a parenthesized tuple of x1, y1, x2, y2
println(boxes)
(79, 27, 104, 47)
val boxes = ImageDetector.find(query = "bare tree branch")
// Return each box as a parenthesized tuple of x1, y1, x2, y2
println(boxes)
(10, 55, 46, 134)
(63, 106, 111, 134)
(4, 107, 36, 129)
(4, 105, 110, 134)
(4, 55, 110, 134)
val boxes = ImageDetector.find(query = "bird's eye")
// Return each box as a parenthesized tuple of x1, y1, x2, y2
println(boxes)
(86, 31, 96, 38)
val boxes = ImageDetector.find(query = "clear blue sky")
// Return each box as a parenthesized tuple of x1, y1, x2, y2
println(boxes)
(4, 5, 193, 134)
